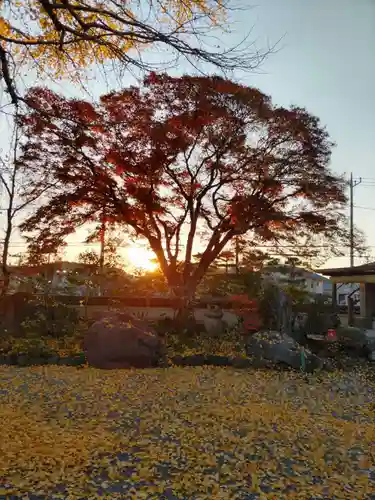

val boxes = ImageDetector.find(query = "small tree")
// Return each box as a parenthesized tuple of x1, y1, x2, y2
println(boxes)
(78, 225, 125, 270)
(216, 250, 235, 273)
(0, 120, 54, 295)
(21, 240, 66, 267)
(18, 74, 363, 317)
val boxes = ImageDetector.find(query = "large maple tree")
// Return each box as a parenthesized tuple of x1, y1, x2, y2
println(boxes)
(18, 73, 356, 304)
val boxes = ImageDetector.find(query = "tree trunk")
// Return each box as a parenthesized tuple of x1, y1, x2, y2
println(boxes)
(1, 268, 10, 297)
(171, 282, 197, 333)
(1, 220, 12, 296)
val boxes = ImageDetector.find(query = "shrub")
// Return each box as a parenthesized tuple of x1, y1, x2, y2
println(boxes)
(1, 337, 56, 361)
(0, 334, 85, 366)
(153, 314, 205, 340)
(163, 322, 247, 361)
(21, 300, 80, 338)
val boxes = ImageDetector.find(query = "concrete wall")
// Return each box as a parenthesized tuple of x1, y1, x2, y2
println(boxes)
(360, 283, 375, 320)
(0, 293, 251, 334)
(304, 277, 325, 294)
(74, 304, 240, 327)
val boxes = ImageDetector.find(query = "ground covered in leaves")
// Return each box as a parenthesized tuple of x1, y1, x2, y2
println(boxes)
(1, 365, 375, 499)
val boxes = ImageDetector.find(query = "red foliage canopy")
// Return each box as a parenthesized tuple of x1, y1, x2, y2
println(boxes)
(18, 73, 352, 298)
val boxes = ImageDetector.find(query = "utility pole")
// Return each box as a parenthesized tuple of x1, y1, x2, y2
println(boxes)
(349, 173, 362, 267)
(99, 220, 105, 273)
(235, 236, 240, 274)
(98, 209, 106, 296)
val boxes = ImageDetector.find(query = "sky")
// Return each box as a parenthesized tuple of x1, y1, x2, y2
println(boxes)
(1, 0, 374, 271)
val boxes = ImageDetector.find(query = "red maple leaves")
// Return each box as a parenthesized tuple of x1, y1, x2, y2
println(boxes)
(115, 165, 126, 176)
(18, 72, 347, 296)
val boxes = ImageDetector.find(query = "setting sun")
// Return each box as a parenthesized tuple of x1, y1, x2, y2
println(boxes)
(125, 245, 158, 272)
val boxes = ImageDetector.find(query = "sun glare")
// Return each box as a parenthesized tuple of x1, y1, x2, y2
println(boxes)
(126, 246, 158, 272)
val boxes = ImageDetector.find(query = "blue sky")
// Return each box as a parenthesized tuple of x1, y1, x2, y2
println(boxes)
(236, 0, 375, 269)
(2, 0, 375, 270)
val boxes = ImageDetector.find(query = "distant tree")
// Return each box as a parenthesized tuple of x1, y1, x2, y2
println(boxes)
(130, 269, 170, 297)
(77, 250, 102, 269)
(216, 250, 235, 273)
(21, 240, 66, 267)
(78, 224, 125, 271)
(0, 119, 53, 294)
(18, 73, 364, 316)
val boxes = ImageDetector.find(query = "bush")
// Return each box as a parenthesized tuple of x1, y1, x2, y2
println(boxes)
(163, 321, 247, 362)
(0, 334, 86, 366)
(153, 314, 206, 340)
(21, 300, 80, 338)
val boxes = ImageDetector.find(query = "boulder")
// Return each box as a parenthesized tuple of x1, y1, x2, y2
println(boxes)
(336, 326, 375, 356)
(246, 330, 323, 372)
(84, 312, 164, 369)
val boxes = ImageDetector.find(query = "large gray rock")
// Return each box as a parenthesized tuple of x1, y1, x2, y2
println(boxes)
(246, 330, 323, 372)
(84, 311, 164, 369)
(337, 326, 373, 347)
(337, 326, 375, 360)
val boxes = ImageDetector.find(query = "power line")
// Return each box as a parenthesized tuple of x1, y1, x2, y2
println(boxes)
(354, 205, 375, 211)
(349, 173, 362, 267)
(0, 241, 373, 249)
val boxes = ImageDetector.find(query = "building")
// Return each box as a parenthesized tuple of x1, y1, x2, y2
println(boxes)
(317, 261, 375, 326)
(263, 265, 330, 295)
(8, 261, 131, 296)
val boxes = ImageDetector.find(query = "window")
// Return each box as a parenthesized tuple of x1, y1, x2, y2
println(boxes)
(338, 294, 346, 304)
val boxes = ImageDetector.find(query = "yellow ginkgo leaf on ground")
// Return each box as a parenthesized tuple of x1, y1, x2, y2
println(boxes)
(0, 364, 374, 497)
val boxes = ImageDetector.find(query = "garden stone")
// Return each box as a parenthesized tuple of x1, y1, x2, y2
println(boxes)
(203, 305, 226, 336)
(17, 354, 31, 366)
(60, 354, 86, 366)
(58, 356, 80, 366)
(170, 354, 253, 368)
(84, 312, 164, 369)
(231, 357, 254, 369)
(336, 326, 375, 354)
(47, 356, 59, 365)
(7, 353, 17, 365)
(246, 330, 323, 372)
(205, 354, 232, 366)
(0, 355, 11, 365)
(170, 355, 206, 366)
(29, 356, 48, 366)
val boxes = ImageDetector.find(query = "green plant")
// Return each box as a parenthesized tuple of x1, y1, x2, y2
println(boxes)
(7, 337, 56, 359)
(257, 282, 282, 331)
(21, 300, 80, 338)
(0, 333, 85, 365)
(165, 325, 247, 360)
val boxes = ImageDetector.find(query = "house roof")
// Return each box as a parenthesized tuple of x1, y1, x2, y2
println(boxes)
(8, 261, 95, 277)
(264, 264, 329, 281)
(316, 261, 375, 277)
